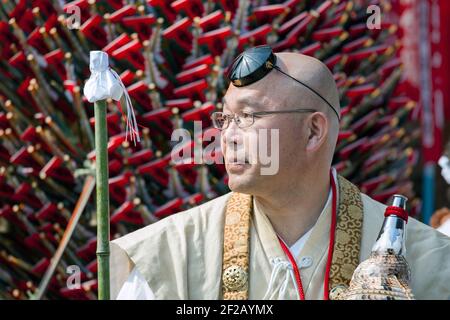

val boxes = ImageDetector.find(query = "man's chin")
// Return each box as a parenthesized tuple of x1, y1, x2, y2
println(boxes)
(225, 164, 261, 192)
(228, 184, 251, 194)
(227, 175, 254, 194)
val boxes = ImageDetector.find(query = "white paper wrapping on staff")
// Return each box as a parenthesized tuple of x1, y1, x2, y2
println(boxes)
(84, 51, 123, 102)
(83, 51, 140, 144)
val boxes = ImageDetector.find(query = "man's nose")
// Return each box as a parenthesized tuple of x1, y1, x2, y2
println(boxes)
(222, 120, 243, 146)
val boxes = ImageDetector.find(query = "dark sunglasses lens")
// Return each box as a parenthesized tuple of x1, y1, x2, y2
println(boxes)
(226, 45, 276, 87)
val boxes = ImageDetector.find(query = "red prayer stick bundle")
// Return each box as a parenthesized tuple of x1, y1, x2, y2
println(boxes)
(111, 38, 144, 70)
(171, 0, 204, 19)
(80, 14, 107, 48)
(197, 10, 224, 31)
(197, 26, 232, 57)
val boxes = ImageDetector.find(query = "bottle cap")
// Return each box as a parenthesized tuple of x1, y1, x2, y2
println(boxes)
(392, 194, 408, 210)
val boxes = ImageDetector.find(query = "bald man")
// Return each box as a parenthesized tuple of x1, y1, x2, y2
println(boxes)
(110, 47, 450, 300)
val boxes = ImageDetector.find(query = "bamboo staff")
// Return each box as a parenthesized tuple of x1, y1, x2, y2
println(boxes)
(84, 51, 140, 299)
(94, 98, 110, 300)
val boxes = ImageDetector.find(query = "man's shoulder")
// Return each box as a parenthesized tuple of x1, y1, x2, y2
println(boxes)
(112, 192, 232, 249)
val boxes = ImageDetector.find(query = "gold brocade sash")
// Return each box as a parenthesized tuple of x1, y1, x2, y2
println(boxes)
(221, 175, 364, 300)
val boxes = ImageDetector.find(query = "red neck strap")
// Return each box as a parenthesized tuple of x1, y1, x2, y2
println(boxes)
(277, 170, 337, 300)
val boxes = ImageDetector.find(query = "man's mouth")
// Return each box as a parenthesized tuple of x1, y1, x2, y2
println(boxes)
(226, 157, 250, 165)
(225, 155, 252, 174)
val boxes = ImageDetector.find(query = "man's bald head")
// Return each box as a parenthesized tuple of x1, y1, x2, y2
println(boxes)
(275, 52, 340, 119)
(274, 52, 341, 160)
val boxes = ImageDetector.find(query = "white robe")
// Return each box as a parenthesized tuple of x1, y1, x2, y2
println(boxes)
(110, 171, 450, 300)
(115, 188, 331, 299)
(116, 228, 315, 300)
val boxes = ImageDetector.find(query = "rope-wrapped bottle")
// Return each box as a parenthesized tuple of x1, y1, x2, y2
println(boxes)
(338, 195, 415, 300)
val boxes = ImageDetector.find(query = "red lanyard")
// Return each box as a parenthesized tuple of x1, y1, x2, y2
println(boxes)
(277, 170, 337, 300)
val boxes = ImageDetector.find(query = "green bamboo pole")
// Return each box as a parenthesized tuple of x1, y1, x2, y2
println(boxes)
(94, 99, 110, 300)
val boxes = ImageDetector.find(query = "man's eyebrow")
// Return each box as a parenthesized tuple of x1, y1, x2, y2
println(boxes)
(221, 97, 264, 109)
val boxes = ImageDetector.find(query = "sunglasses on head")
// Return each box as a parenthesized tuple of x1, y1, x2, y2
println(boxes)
(225, 45, 340, 121)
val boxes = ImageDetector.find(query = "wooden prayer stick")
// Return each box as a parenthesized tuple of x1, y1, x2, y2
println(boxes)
(32, 175, 96, 300)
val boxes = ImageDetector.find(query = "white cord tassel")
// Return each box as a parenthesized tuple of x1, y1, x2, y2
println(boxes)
(109, 68, 140, 145)
(84, 50, 140, 145)
(262, 257, 300, 300)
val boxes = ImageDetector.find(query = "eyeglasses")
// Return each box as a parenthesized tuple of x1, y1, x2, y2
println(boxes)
(211, 108, 316, 130)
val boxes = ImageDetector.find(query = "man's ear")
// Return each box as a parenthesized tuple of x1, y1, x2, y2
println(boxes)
(306, 112, 328, 151)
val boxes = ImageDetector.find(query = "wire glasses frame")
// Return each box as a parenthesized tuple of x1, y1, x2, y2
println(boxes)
(211, 108, 317, 130)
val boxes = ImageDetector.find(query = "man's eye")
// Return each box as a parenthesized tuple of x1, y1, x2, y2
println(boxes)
(242, 113, 252, 118)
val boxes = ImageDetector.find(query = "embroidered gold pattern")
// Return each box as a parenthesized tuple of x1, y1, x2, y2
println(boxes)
(328, 175, 364, 294)
(221, 192, 252, 299)
(221, 175, 364, 300)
